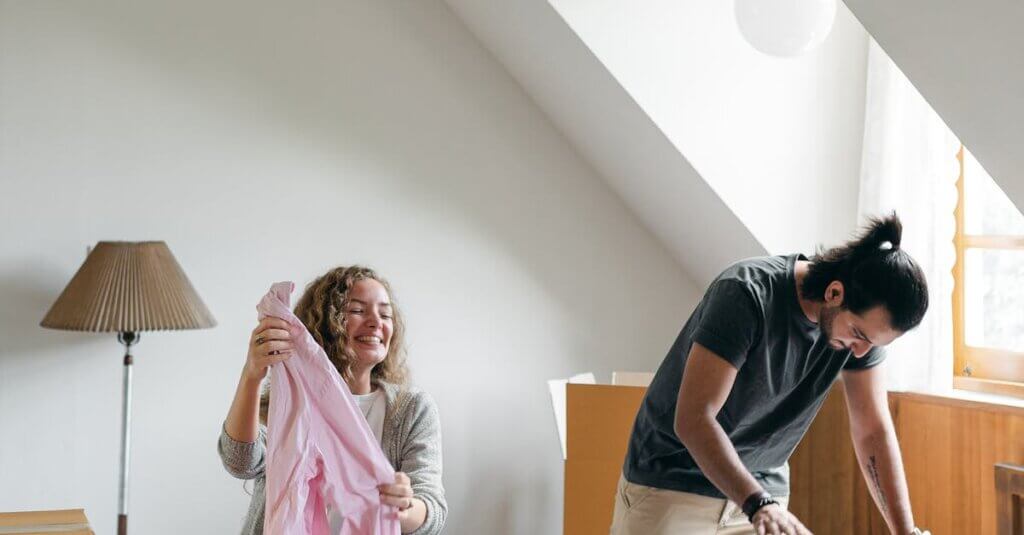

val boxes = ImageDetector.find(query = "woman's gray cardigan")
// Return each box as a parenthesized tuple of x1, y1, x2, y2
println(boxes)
(218, 381, 446, 535)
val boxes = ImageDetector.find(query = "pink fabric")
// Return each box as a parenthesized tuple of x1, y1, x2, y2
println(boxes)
(260, 282, 400, 535)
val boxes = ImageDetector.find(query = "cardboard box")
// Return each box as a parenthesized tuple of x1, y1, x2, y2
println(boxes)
(564, 383, 647, 535)
(0, 509, 94, 535)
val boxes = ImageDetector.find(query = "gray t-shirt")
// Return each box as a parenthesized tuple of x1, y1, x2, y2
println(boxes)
(623, 254, 884, 498)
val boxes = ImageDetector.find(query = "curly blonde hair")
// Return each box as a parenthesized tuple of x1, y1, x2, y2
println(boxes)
(260, 265, 408, 422)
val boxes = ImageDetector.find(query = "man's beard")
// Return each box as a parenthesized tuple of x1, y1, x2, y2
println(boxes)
(818, 305, 840, 348)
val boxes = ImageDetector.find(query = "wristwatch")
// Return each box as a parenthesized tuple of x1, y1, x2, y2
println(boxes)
(741, 491, 778, 521)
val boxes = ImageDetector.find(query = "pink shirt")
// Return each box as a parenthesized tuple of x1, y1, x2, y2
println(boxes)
(259, 282, 400, 535)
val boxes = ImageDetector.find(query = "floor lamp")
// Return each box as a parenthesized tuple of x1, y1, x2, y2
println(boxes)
(40, 241, 216, 535)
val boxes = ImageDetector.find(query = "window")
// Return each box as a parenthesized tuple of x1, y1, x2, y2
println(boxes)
(953, 146, 1024, 397)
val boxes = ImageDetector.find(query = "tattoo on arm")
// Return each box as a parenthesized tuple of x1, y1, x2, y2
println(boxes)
(867, 455, 889, 515)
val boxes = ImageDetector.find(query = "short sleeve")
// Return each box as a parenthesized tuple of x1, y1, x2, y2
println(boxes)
(843, 346, 886, 370)
(692, 279, 762, 369)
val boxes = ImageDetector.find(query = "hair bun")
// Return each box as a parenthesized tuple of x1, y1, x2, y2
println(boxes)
(856, 212, 902, 255)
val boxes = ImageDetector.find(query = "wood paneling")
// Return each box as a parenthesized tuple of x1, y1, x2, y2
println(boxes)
(789, 384, 889, 534)
(791, 387, 1024, 535)
(896, 394, 1024, 534)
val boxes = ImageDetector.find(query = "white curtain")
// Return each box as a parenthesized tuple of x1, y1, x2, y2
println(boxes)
(857, 39, 960, 393)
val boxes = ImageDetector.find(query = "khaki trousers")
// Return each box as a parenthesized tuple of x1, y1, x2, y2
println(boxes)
(609, 476, 790, 535)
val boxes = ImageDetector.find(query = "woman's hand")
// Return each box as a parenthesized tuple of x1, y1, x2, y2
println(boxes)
(379, 471, 415, 513)
(380, 472, 425, 532)
(243, 317, 293, 382)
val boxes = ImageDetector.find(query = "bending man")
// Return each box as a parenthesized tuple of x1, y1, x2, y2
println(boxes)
(614, 214, 929, 535)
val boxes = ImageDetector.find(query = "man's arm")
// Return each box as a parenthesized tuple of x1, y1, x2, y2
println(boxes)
(675, 342, 811, 534)
(842, 364, 916, 534)
(674, 341, 762, 504)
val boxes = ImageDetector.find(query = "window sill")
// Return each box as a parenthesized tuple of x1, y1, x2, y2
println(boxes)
(890, 384, 1024, 416)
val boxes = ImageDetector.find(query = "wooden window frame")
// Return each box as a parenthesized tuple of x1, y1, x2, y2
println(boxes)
(952, 146, 1024, 397)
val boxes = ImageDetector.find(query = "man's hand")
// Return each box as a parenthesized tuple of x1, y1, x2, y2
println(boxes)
(751, 504, 813, 535)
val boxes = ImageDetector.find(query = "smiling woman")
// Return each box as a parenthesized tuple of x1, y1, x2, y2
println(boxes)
(218, 266, 446, 535)
(288, 267, 408, 391)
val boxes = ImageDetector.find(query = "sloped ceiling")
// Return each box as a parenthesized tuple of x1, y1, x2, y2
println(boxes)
(444, 0, 765, 287)
(845, 0, 1024, 211)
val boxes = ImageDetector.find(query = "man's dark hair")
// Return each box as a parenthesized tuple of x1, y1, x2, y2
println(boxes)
(801, 212, 929, 332)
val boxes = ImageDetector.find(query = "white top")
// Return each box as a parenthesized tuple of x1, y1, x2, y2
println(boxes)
(353, 389, 386, 443)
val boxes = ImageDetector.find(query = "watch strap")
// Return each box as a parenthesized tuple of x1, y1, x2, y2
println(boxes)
(741, 491, 778, 521)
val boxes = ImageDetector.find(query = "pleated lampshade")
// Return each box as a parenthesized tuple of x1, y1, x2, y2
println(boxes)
(40, 241, 216, 332)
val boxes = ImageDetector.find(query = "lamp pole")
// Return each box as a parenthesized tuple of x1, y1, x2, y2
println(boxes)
(116, 331, 137, 535)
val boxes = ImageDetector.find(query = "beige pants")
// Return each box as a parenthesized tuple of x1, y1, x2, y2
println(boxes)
(609, 476, 790, 535)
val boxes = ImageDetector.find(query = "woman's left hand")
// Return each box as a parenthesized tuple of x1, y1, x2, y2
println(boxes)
(379, 471, 418, 520)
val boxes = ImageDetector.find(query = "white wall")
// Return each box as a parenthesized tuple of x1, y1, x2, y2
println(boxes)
(445, 0, 767, 289)
(547, 0, 871, 254)
(0, 1, 701, 534)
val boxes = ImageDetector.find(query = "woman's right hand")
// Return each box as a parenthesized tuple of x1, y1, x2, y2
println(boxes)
(243, 317, 294, 382)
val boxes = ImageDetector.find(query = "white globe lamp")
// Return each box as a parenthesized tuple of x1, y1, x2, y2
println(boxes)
(735, 0, 838, 57)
